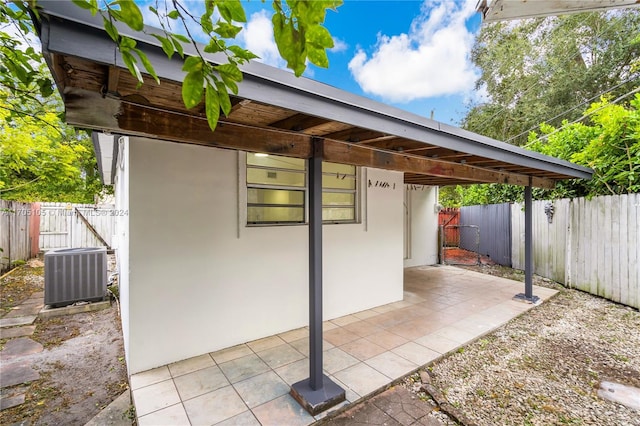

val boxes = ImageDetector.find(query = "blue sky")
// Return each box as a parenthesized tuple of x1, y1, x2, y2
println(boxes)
(141, 0, 485, 125)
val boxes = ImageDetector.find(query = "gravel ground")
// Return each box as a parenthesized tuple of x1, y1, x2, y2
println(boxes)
(403, 265, 640, 426)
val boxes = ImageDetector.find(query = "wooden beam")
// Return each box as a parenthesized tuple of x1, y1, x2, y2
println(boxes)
(324, 127, 386, 142)
(230, 99, 252, 114)
(321, 138, 556, 189)
(63, 88, 556, 188)
(64, 88, 312, 157)
(117, 102, 313, 158)
(269, 113, 331, 131)
(357, 135, 397, 144)
(107, 66, 120, 94)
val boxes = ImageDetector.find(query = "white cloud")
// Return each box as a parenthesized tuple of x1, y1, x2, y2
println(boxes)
(348, 0, 479, 103)
(330, 37, 348, 53)
(238, 10, 286, 68)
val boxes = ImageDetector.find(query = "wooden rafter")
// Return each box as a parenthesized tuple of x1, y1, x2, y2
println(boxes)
(269, 113, 330, 131)
(107, 66, 120, 95)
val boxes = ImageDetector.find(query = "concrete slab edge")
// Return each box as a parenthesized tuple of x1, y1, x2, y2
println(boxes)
(84, 390, 133, 426)
(38, 301, 111, 319)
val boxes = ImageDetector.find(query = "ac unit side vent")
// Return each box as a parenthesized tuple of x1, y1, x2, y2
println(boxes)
(44, 247, 107, 307)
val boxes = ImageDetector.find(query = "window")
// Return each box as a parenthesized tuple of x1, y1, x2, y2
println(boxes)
(246, 153, 358, 225)
(322, 162, 357, 223)
(246, 153, 306, 224)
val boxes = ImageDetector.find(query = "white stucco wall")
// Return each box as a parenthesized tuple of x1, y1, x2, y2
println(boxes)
(403, 186, 439, 268)
(114, 137, 131, 371)
(124, 137, 405, 373)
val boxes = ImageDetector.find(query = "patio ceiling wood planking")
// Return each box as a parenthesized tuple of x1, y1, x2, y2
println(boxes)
(130, 266, 557, 426)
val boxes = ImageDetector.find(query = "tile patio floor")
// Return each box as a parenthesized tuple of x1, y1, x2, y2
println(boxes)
(131, 265, 557, 426)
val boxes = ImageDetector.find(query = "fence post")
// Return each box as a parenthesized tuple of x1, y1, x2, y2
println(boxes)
(565, 199, 572, 288)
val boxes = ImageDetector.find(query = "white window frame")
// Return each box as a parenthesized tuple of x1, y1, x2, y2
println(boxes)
(321, 164, 359, 224)
(246, 154, 307, 225)
(243, 153, 360, 226)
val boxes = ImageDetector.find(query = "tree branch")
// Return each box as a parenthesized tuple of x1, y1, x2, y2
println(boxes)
(0, 104, 66, 138)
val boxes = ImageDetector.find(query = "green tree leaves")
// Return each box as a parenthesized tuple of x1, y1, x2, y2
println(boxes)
(447, 10, 640, 207)
(114, 0, 143, 31)
(0, 3, 53, 104)
(5, 0, 342, 134)
(463, 11, 640, 147)
(272, 0, 340, 77)
(182, 57, 204, 109)
(442, 96, 640, 207)
(543, 96, 640, 195)
(0, 92, 106, 202)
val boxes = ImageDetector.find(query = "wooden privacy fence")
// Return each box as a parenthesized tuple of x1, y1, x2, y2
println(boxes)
(39, 202, 115, 251)
(512, 193, 639, 309)
(0, 200, 40, 273)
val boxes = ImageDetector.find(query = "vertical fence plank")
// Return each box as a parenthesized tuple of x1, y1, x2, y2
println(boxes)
(511, 203, 523, 270)
(557, 199, 569, 284)
(578, 196, 588, 292)
(533, 200, 543, 278)
(565, 199, 573, 287)
(610, 195, 620, 303)
(629, 193, 639, 309)
(618, 195, 629, 306)
(588, 197, 598, 297)
(597, 196, 614, 300)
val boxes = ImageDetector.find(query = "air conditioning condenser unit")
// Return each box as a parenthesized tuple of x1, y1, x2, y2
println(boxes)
(44, 247, 107, 307)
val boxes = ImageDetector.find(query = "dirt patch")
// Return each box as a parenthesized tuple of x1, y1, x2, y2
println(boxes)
(0, 257, 129, 425)
(0, 263, 44, 316)
(442, 247, 496, 266)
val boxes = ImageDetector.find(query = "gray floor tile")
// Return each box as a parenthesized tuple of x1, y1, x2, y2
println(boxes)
(183, 386, 247, 425)
(257, 344, 305, 369)
(333, 363, 390, 397)
(233, 370, 289, 408)
(252, 394, 315, 426)
(219, 353, 271, 383)
(246, 335, 285, 352)
(174, 365, 229, 401)
(215, 410, 261, 426)
(290, 337, 334, 356)
(210, 344, 252, 364)
(138, 403, 190, 426)
(391, 342, 440, 366)
(365, 351, 418, 380)
(132, 379, 181, 417)
(278, 327, 308, 343)
(414, 333, 461, 354)
(130, 366, 172, 390)
(274, 358, 310, 385)
(323, 347, 360, 374)
(169, 354, 215, 378)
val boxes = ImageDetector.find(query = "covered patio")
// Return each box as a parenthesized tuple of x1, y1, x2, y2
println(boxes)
(30, 3, 591, 423)
(130, 266, 557, 425)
